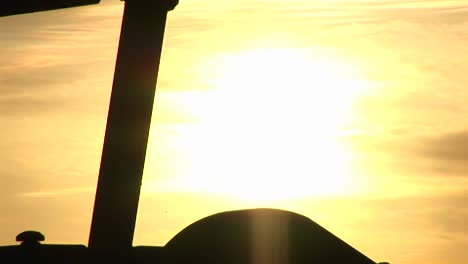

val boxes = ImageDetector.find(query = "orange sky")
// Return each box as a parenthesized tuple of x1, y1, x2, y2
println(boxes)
(1, 1, 468, 263)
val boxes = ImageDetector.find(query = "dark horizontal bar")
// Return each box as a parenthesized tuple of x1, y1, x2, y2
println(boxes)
(0, 0, 100, 17)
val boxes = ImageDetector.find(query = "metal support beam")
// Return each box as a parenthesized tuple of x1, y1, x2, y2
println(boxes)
(88, 0, 177, 251)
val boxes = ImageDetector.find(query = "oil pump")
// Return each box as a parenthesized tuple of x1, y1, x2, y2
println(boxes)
(0, 1, 380, 263)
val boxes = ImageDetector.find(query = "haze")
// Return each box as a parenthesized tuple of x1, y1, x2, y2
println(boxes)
(1, 1, 468, 263)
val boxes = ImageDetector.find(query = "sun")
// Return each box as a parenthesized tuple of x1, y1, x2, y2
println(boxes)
(203, 48, 369, 130)
(147, 48, 372, 203)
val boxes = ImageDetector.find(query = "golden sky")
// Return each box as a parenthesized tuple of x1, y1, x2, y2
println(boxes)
(1, 0, 468, 263)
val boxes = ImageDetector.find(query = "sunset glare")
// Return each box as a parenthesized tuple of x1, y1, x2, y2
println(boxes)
(2, 1, 468, 263)
(146, 48, 374, 201)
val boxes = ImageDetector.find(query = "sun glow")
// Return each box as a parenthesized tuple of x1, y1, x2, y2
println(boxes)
(150, 48, 372, 203)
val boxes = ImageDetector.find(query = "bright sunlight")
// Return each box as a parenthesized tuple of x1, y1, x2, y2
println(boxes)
(149, 48, 373, 203)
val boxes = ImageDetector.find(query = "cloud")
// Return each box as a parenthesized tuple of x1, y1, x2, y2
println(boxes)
(0, 63, 102, 116)
(412, 130, 468, 175)
(421, 131, 468, 162)
(342, 128, 468, 180)
(16, 187, 94, 198)
(0, 3, 123, 116)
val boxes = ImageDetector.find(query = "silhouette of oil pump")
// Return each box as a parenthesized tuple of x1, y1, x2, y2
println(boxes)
(0, 1, 382, 263)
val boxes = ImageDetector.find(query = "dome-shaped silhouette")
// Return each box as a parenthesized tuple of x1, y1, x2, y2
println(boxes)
(165, 208, 375, 264)
(16, 230, 45, 245)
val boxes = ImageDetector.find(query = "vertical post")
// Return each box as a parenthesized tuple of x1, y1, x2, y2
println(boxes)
(88, 0, 177, 251)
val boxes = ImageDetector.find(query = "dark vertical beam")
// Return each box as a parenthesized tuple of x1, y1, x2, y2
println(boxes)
(88, 0, 177, 251)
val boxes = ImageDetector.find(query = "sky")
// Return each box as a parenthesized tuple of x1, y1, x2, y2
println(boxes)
(1, 0, 468, 263)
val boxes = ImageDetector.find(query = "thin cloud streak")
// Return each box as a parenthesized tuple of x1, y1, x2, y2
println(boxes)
(17, 187, 94, 198)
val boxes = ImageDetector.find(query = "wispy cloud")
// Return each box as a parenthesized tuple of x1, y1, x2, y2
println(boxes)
(17, 187, 94, 198)
(0, 3, 122, 116)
